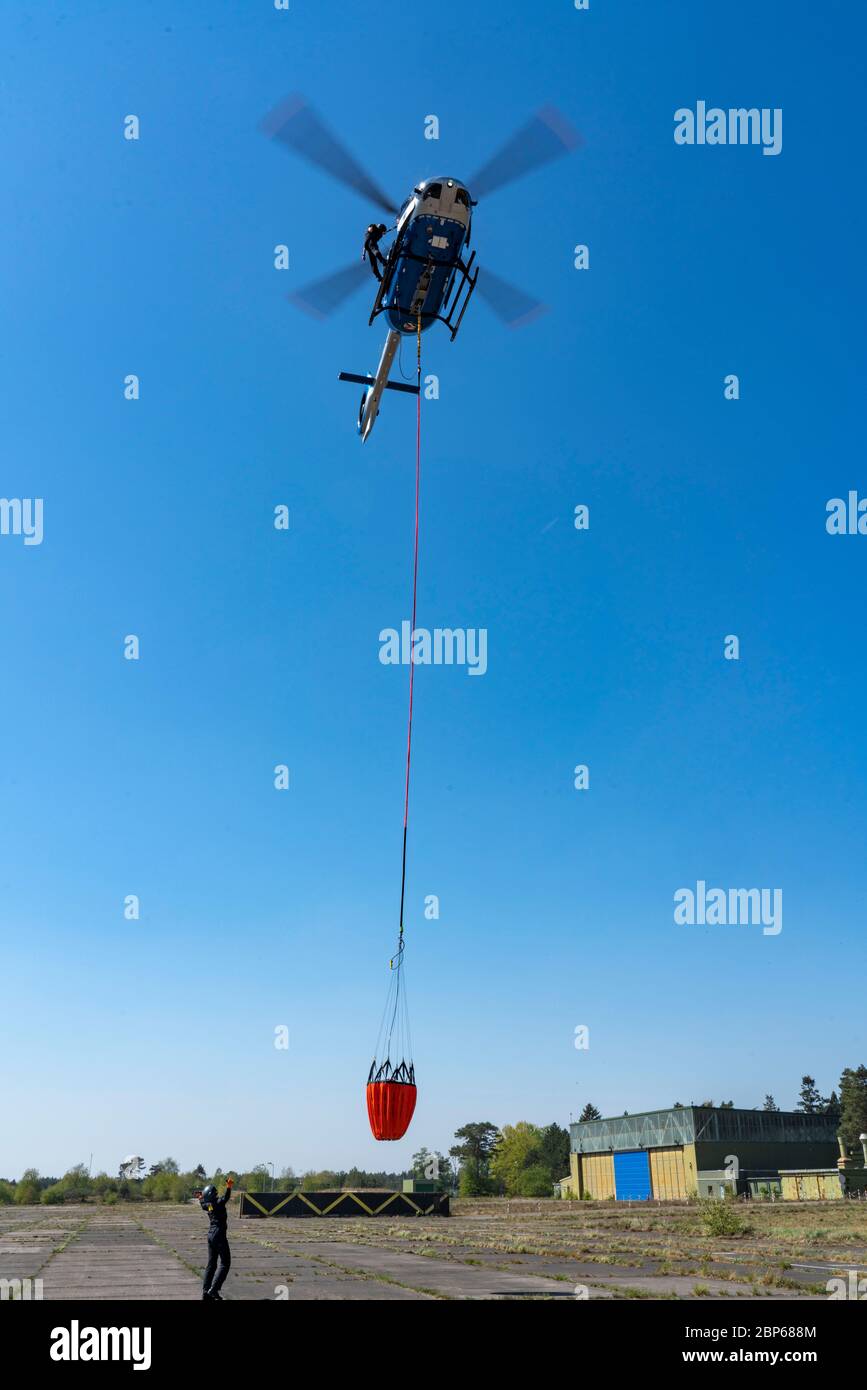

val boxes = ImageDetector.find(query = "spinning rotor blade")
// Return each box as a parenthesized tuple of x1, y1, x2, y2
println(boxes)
(476, 268, 547, 329)
(468, 106, 581, 201)
(287, 261, 369, 319)
(260, 94, 398, 215)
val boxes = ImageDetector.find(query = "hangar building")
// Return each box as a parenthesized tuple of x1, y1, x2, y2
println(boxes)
(564, 1105, 839, 1200)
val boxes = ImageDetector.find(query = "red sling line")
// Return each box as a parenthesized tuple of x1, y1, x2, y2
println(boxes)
(396, 317, 422, 944)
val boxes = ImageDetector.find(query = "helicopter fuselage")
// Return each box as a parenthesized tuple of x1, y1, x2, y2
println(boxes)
(381, 177, 472, 333)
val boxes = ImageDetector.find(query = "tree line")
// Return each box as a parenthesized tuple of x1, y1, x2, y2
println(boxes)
(4, 1067, 864, 1206)
(0, 1123, 572, 1205)
(0, 1162, 417, 1207)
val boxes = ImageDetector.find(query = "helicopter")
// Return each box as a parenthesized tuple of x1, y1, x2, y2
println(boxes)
(260, 96, 580, 440)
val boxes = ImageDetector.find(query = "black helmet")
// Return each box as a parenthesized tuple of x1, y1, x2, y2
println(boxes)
(201, 1184, 217, 1202)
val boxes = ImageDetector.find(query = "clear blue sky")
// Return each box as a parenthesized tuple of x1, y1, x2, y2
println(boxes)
(1, 0, 864, 1179)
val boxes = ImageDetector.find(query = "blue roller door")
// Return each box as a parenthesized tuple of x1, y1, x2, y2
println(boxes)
(613, 1150, 651, 1200)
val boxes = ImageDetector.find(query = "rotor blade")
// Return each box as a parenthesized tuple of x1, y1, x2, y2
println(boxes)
(476, 269, 548, 329)
(287, 261, 369, 319)
(468, 106, 581, 201)
(260, 94, 398, 214)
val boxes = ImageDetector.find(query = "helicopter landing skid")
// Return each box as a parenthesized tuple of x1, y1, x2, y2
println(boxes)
(369, 249, 478, 342)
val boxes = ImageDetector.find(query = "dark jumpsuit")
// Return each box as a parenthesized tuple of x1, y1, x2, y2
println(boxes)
(362, 225, 386, 281)
(201, 1188, 231, 1295)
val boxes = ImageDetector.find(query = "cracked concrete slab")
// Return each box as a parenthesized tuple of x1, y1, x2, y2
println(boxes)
(1, 1201, 862, 1302)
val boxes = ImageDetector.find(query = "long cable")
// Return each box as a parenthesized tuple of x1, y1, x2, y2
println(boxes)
(384, 314, 422, 1056)
(398, 313, 422, 938)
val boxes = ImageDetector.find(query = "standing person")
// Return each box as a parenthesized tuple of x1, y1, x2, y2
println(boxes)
(193, 1177, 234, 1300)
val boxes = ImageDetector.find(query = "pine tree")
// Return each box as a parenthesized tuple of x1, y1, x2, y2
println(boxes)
(797, 1076, 828, 1113)
(579, 1103, 602, 1122)
(539, 1123, 571, 1179)
(838, 1067, 867, 1152)
(449, 1122, 500, 1193)
(763, 1094, 779, 1111)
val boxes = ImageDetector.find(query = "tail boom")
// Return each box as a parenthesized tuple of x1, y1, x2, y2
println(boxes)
(339, 330, 418, 441)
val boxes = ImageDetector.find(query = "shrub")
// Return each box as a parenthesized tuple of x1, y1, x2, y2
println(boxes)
(91, 1173, 118, 1199)
(15, 1169, 41, 1205)
(698, 1199, 749, 1237)
(458, 1164, 487, 1197)
(515, 1164, 555, 1197)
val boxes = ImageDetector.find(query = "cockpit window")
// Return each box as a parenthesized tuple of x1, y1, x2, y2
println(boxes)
(455, 188, 470, 207)
(423, 182, 442, 199)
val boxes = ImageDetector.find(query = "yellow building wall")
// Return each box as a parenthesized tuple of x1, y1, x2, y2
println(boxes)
(782, 1172, 844, 1201)
(649, 1146, 687, 1199)
(579, 1152, 615, 1199)
(567, 1148, 692, 1200)
(561, 1151, 581, 1197)
(682, 1142, 699, 1197)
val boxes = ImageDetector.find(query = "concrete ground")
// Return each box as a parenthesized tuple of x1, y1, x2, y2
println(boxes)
(1, 1198, 865, 1300)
